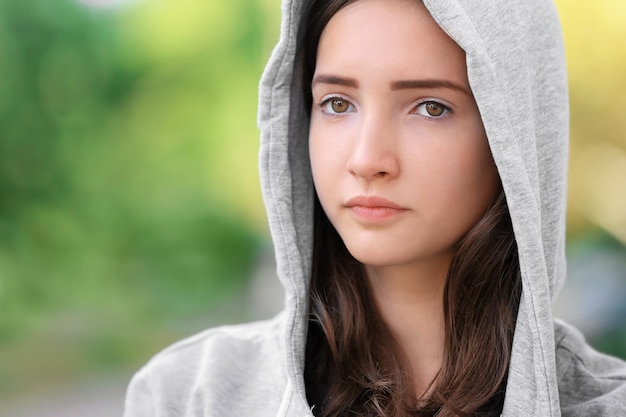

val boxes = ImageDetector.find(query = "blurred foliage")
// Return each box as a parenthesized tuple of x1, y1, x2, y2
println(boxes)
(0, 0, 624, 406)
(555, 0, 626, 364)
(0, 0, 278, 399)
(558, 0, 626, 243)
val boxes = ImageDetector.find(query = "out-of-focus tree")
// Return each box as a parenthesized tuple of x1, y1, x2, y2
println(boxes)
(554, 0, 626, 360)
(0, 0, 278, 400)
(557, 0, 626, 243)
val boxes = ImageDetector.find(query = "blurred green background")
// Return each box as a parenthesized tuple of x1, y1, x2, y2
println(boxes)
(0, 0, 624, 415)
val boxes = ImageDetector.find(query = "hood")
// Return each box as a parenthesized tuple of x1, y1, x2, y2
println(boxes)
(257, 0, 569, 415)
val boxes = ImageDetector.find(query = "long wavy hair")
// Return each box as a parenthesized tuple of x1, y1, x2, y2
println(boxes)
(300, 1, 523, 416)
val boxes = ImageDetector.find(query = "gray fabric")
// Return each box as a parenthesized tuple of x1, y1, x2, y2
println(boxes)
(123, 0, 626, 415)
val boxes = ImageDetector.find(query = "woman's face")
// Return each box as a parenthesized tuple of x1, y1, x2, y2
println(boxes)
(309, 0, 500, 269)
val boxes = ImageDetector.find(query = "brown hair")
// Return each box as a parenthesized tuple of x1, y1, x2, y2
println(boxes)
(300, 1, 522, 416)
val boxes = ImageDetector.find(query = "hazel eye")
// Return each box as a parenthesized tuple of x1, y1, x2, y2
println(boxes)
(414, 101, 450, 118)
(331, 99, 349, 113)
(425, 102, 445, 116)
(320, 96, 355, 114)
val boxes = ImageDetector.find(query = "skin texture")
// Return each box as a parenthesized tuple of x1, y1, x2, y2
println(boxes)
(308, 0, 501, 394)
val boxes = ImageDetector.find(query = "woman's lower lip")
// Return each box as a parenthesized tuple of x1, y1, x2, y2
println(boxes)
(349, 206, 407, 221)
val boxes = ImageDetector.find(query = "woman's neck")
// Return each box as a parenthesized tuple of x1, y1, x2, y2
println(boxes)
(365, 257, 449, 397)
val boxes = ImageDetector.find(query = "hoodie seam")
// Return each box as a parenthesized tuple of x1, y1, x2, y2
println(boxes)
(266, 0, 308, 415)
(517, 249, 556, 414)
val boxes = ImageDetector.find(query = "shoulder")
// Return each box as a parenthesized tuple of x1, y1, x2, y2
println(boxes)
(142, 314, 286, 371)
(554, 319, 626, 416)
(124, 314, 288, 417)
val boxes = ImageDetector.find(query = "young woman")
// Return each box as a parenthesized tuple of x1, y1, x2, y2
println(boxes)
(124, 0, 626, 416)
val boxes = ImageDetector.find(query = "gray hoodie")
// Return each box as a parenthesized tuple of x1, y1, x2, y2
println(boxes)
(123, 0, 626, 415)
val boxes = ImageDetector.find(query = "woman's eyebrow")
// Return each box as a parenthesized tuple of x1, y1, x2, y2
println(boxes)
(312, 74, 359, 88)
(390, 79, 471, 96)
(311, 75, 470, 97)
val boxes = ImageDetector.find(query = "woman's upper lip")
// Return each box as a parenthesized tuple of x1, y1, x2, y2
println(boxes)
(345, 196, 407, 210)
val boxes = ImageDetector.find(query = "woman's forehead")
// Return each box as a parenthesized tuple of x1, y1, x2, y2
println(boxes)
(315, 0, 468, 85)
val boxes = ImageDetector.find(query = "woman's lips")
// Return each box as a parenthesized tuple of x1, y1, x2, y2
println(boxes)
(345, 196, 408, 221)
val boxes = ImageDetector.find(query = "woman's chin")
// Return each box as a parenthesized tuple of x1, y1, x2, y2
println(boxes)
(345, 245, 410, 269)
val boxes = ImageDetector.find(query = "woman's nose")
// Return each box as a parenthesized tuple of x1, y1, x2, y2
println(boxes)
(346, 114, 400, 181)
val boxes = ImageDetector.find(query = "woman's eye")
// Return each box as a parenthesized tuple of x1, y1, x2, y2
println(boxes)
(320, 97, 355, 114)
(414, 101, 450, 118)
